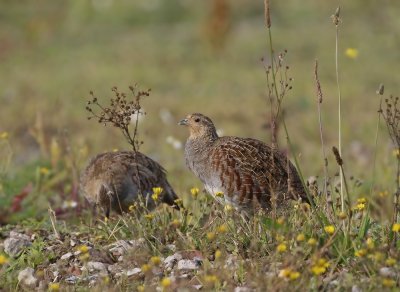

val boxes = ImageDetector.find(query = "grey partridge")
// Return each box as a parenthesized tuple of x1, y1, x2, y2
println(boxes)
(80, 150, 179, 217)
(179, 113, 309, 215)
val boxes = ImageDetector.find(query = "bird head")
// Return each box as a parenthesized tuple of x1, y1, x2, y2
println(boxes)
(178, 113, 218, 140)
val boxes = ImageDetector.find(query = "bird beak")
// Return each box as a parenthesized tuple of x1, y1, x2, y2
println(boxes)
(178, 118, 188, 126)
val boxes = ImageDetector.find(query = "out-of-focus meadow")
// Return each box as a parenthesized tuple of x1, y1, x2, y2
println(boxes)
(1, 0, 399, 171)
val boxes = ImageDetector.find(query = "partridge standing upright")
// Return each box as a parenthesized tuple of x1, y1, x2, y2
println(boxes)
(80, 151, 179, 217)
(179, 113, 309, 215)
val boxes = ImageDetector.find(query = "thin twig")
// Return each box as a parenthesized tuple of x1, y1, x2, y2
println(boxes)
(48, 205, 60, 240)
(314, 60, 332, 217)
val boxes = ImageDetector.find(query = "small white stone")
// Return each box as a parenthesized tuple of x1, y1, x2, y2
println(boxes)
(18, 267, 37, 288)
(10, 231, 30, 241)
(164, 253, 183, 269)
(165, 244, 176, 252)
(379, 267, 396, 278)
(65, 275, 79, 284)
(177, 259, 200, 270)
(4, 236, 31, 257)
(87, 261, 107, 272)
(126, 268, 141, 276)
(60, 252, 73, 260)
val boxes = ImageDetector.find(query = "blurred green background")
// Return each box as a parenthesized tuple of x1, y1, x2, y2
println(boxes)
(1, 0, 400, 197)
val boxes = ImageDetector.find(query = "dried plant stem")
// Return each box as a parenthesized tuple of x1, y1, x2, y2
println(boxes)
(314, 60, 332, 217)
(332, 146, 352, 236)
(268, 29, 278, 148)
(370, 88, 384, 197)
(264, 0, 278, 220)
(48, 205, 60, 240)
(335, 22, 345, 216)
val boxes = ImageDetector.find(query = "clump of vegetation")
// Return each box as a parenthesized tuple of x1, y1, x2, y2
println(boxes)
(86, 85, 150, 151)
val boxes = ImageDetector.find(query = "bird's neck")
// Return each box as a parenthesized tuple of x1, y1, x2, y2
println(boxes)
(189, 127, 218, 142)
(188, 132, 218, 145)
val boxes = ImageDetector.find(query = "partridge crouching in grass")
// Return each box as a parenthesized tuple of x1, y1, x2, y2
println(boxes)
(179, 113, 309, 215)
(80, 151, 179, 218)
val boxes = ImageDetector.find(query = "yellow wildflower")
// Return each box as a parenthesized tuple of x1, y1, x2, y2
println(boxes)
(224, 204, 233, 212)
(311, 258, 330, 276)
(141, 264, 151, 273)
(152, 193, 159, 202)
(324, 225, 335, 235)
(277, 217, 285, 225)
(382, 278, 396, 288)
(366, 238, 375, 250)
(311, 265, 326, 275)
(215, 250, 222, 260)
(355, 203, 365, 211)
(207, 232, 216, 241)
(144, 214, 154, 221)
(204, 275, 218, 284)
(171, 219, 181, 228)
(0, 255, 8, 265)
(77, 245, 89, 253)
(215, 191, 224, 198)
(386, 257, 396, 266)
(345, 48, 359, 59)
(137, 285, 145, 292)
(392, 223, 400, 232)
(129, 203, 137, 212)
(104, 216, 109, 223)
(150, 256, 161, 266)
(190, 187, 199, 198)
(48, 283, 60, 291)
(277, 243, 287, 253)
(40, 167, 50, 175)
(79, 253, 90, 261)
(354, 249, 367, 257)
(161, 277, 171, 288)
(217, 224, 228, 233)
(296, 233, 305, 242)
(173, 198, 183, 206)
(153, 187, 163, 195)
(307, 238, 317, 246)
(289, 271, 300, 280)
(278, 268, 300, 280)
(0, 132, 9, 139)
(338, 211, 347, 220)
(317, 258, 330, 268)
(357, 197, 367, 204)
(278, 268, 291, 278)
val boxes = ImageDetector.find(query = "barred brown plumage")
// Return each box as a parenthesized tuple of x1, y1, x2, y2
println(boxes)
(80, 151, 179, 217)
(179, 113, 308, 215)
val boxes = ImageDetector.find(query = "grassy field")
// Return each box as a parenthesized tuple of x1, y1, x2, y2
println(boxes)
(1, 0, 400, 290)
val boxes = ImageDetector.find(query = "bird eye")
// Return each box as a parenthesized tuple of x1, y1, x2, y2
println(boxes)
(194, 118, 200, 123)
